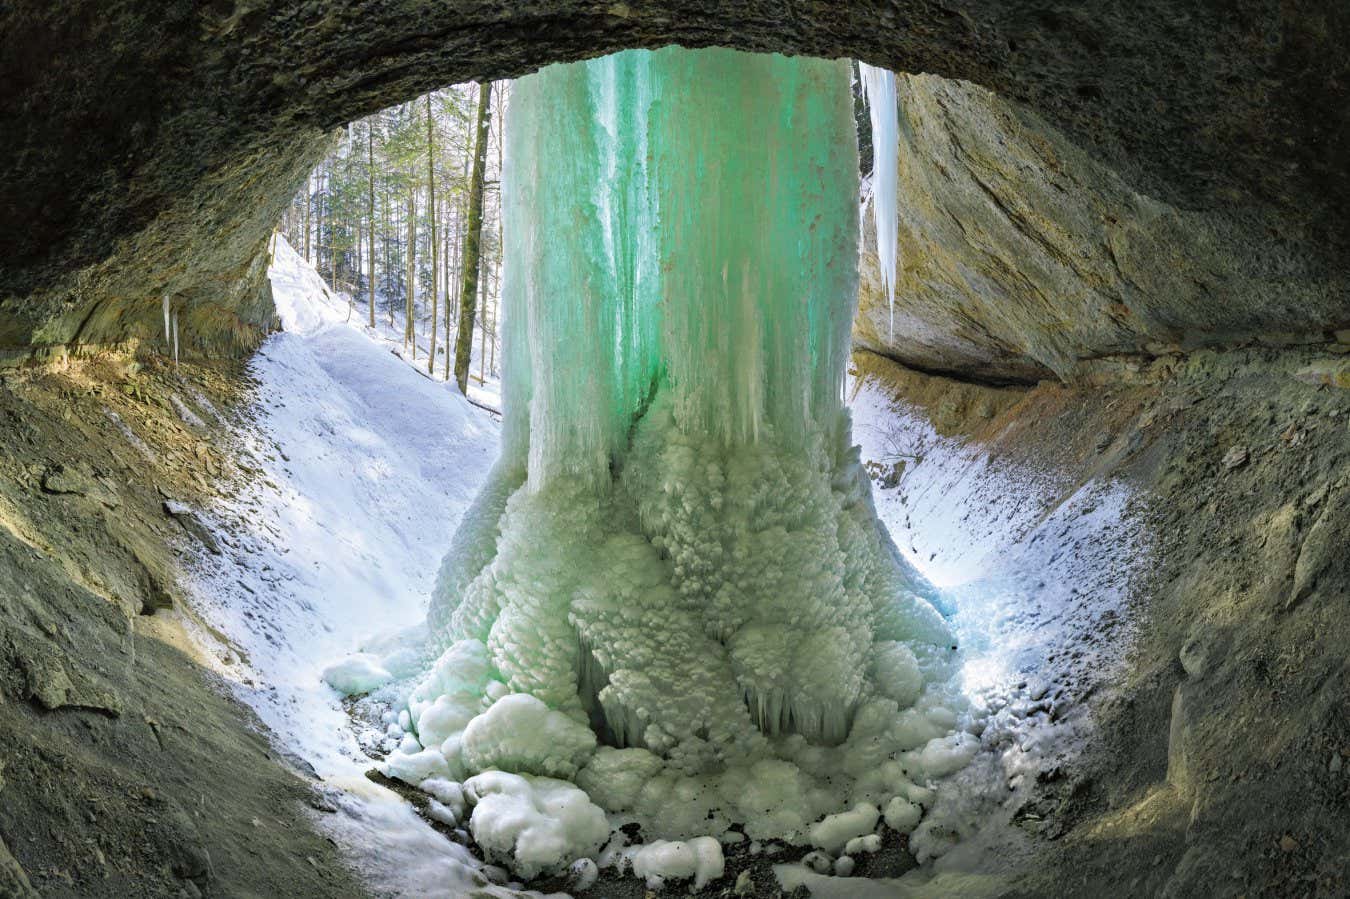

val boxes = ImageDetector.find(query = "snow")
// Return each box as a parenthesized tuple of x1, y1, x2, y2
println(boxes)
(808, 803, 880, 854)
(177, 233, 508, 896)
(460, 693, 597, 779)
(845, 833, 882, 856)
(320, 653, 393, 695)
(845, 364, 1151, 881)
(624, 837, 725, 890)
(882, 796, 922, 832)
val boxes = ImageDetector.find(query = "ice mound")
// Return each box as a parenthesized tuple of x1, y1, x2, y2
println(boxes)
(625, 837, 725, 890)
(462, 771, 609, 879)
(359, 47, 982, 886)
(321, 653, 393, 696)
(461, 693, 596, 779)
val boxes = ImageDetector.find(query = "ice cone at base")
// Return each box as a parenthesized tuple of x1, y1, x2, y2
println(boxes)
(396, 47, 967, 873)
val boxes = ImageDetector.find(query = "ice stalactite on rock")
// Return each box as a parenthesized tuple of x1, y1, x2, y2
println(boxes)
(384, 47, 970, 877)
(859, 62, 899, 341)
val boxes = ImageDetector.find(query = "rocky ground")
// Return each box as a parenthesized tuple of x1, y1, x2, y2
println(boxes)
(0, 354, 362, 898)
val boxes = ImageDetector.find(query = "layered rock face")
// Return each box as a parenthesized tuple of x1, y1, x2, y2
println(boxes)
(857, 75, 1350, 384)
(2, 1, 1347, 362)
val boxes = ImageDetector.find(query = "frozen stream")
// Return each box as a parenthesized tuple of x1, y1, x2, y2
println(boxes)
(177, 239, 1145, 897)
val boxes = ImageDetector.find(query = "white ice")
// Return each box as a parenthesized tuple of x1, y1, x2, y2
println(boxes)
(858, 62, 899, 340)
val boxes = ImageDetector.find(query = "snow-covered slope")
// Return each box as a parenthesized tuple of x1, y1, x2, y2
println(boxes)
(181, 235, 512, 895)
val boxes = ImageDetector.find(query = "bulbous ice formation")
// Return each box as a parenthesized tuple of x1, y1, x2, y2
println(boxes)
(400, 48, 964, 857)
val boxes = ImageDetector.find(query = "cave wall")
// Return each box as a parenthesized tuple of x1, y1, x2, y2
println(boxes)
(856, 74, 1350, 384)
(852, 347, 1350, 897)
(1, 1, 1347, 366)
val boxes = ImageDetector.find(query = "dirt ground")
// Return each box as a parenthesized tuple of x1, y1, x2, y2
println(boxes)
(0, 353, 363, 898)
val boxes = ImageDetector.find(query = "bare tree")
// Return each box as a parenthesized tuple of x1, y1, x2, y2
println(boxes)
(454, 81, 492, 394)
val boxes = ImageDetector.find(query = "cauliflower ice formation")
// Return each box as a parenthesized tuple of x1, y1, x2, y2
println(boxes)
(625, 838, 725, 890)
(382, 47, 980, 883)
(462, 771, 609, 879)
(461, 693, 596, 779)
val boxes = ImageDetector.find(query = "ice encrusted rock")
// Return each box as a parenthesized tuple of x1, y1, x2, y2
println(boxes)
(381, 747, 453, 786)
(626, 837, 725, 890)
(320, 654, 393, 695)
(883, 796, 922, 832)
(463, 771, 608, 879)
(461, 693, 597, 779)
(574, 746, 664, 811)
(807, 803, 880, 854)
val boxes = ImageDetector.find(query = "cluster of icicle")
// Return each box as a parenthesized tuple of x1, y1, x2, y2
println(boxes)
(858, 62, 899, 340)
(378, 47, 967, 875)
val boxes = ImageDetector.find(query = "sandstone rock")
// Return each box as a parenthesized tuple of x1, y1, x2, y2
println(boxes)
(3, 4, 1347, 368)
(855, 75, 1348, 383)
(1221, 447, 1249, 471)
(0, 835, 37, 899)
(40, 463, 96, 495)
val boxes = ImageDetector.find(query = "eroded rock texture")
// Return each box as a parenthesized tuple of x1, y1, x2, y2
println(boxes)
(857, 75, 1350, 383)
(1, 1, 1348, 364)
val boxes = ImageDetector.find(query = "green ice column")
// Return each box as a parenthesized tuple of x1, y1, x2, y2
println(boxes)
(427, 48, 949, 766)
(497, 47, 860, 485)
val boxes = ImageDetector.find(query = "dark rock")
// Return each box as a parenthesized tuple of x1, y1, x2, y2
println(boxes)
(1, 2, 1347, 368)
(0, 835, 38, 899)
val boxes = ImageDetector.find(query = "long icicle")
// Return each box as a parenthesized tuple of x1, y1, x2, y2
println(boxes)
(858, 62, 899, 341)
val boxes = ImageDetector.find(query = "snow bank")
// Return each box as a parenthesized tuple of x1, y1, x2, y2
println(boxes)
(321, 654, 393, 696)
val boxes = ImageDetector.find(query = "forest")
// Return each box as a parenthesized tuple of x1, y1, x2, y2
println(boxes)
(277, 81, 508, 392)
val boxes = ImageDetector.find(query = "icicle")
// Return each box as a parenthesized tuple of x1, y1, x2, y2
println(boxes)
(162, 295, 171, 349)
(171, 311, 179, 366)
(501, 49, 858, 489)
(858, 62, 899, 341)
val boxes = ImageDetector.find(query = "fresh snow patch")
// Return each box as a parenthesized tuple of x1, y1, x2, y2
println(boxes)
(177, 235, 502, 895)
(321, 653, 393, 696)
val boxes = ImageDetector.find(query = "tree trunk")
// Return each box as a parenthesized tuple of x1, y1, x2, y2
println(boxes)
(368, 120, 377, 328)
(454, 81, 492, 395)
(303, 171, 312, 261)
(426, 94, 439, 375)
(406, 192, 416, 358)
